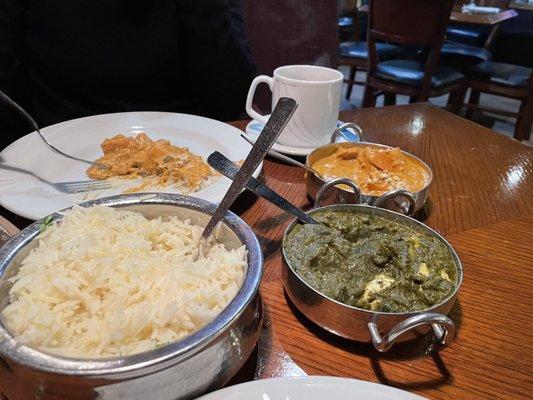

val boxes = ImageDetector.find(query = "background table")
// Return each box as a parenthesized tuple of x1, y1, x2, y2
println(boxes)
(1, 104, 532, 399)
(510, 0, 533, 11)
(358, 2, 518, 25)
(449, 2, 518, 52)
(450, 7, 518, 26)
(356, 2, 517, 50)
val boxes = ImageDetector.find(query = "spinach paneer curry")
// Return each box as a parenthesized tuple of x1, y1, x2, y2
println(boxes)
(284, 210, 457, 313)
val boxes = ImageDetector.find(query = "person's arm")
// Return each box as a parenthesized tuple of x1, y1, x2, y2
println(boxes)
(178, 0, 255, 121)
(0, 0, 30, 148)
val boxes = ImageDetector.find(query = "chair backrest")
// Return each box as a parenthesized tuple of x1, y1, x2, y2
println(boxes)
(368, 0, 454, 45)
(243, 0, 338, 113)
(366, 0, 455, 99)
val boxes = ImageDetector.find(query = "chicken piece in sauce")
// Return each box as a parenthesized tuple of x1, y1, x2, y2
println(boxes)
(87, 133, 212, 190)
(312, 145, 428, 196)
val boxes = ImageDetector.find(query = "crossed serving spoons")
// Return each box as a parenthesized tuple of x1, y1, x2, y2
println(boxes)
(198, 97, 301, 258)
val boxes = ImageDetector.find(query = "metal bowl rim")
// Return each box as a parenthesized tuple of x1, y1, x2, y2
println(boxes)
(305, 141, 434, 196)
(281, 203, 463, 317)
(0, 193, 263, 376)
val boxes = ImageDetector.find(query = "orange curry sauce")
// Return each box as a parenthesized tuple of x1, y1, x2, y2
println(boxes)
(311, 146, 429, 196)
(87, 133, 212, 190)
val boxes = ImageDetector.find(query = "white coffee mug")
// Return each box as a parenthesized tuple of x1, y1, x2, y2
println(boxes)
(245, 65, 343, 148)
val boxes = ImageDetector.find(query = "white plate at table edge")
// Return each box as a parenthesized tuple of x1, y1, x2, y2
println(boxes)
(0, 111, 262, 220)
(197, 376, 427, 399)
(244, 117, 361, 157)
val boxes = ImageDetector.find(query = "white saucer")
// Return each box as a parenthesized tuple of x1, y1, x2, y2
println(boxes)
(244, 116, 361, 157)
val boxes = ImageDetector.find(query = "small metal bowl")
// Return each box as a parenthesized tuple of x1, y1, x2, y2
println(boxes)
(281, 202, 462, 352)
(305, 141, 433, 216)
(0, 193, 264, 400)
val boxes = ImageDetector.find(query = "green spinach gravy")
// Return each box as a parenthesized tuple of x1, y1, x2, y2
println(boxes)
(284, 210, 457, 313)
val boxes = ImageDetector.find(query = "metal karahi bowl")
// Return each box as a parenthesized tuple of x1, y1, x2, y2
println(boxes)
(0, 193, 263, 400)
(281, 203, 463, 352)
(305, 141, 433, 216)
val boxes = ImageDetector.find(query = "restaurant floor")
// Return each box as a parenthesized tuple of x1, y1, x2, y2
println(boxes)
(339, 67, 533, 146)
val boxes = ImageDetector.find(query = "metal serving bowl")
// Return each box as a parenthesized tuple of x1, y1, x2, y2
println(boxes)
(0, 193, 263, 400)
(281, 202, 462, 353)
(305, 141, 433, 216)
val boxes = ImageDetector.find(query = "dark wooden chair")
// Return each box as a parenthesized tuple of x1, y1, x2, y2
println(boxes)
(338, 15, 356, 43)
(338, 0, 357, 42)
(338, 3, 403, 101)
(440, 0, 511, 69)
(243, 0, 338, 113)
(447, 24, 491, 47)
(362, 0, 466, 110)
(464, 61, 533, 141)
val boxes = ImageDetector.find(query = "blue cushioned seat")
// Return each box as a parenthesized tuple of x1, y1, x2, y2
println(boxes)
(446, 25, 490, 47)
(468, 61, 532, 88)
(375, 60, 464, 88)
(339, 41, 402, 60)
(440, 41, 492, 65)
(338, 16, 355, 29)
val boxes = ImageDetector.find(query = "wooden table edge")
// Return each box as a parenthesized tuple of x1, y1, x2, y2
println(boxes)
(449, 9, 518, 25)
(356, 5, 518, 26)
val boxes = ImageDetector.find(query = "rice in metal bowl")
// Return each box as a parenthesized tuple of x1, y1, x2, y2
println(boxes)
(1, 205, 246, 358)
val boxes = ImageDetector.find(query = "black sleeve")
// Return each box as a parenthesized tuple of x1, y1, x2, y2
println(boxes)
(0, 0, 30, 148)
(177, 0, 256, 121)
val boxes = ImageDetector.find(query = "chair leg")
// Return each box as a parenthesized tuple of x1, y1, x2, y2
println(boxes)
(466, 89, 480, 119)
(362, 83, 375, 108)
(448, 84, 467, 115)
(384, 92, 396, 106)
(346, 67, 357, 100)
(514, 92, 533, 141)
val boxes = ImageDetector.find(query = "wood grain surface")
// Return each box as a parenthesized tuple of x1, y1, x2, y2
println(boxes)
(227, 104, 533, 399)
(450, 9, 518, 25)
(510, 0, 533, 11)
(357, 3, 519, 25)
(1, 104, 532, 399)
(0, 217, 18, 247)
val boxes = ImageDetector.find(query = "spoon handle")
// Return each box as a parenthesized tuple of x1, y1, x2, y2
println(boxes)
(240, 134, 305, 168)
(240, 134, 324, 178)
(208, 152, 318, 225)
(201, 97, 298, 239)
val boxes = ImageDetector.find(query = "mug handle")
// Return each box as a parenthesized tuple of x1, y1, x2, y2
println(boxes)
(246, 75, 274, 124)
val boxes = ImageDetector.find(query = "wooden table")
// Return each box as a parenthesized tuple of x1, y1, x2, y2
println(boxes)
(450, 8, 518, 26)
(0, 217, 18, 248)
(1, 104, 532, 399)
(357, 2, 518, 50)
(449, 3, 518, 50)
(229, 103, 533, 399)
(357, 3, 518, 25)
(510, 0, 533, 11)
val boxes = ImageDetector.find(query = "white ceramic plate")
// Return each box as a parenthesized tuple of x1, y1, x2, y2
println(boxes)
(244, 117, 361, 157)
(198, 376, 426, 400)
(0, 112, 261, 220)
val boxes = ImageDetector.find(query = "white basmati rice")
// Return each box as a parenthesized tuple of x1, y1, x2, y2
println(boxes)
(1, 206, 246, 358)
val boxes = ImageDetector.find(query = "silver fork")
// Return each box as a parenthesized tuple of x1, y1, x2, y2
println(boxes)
(0, 89, 107, 169)
(1, 89, 114, 193)
(0, 163, 113, 194)
(53, 180, 113, 194)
